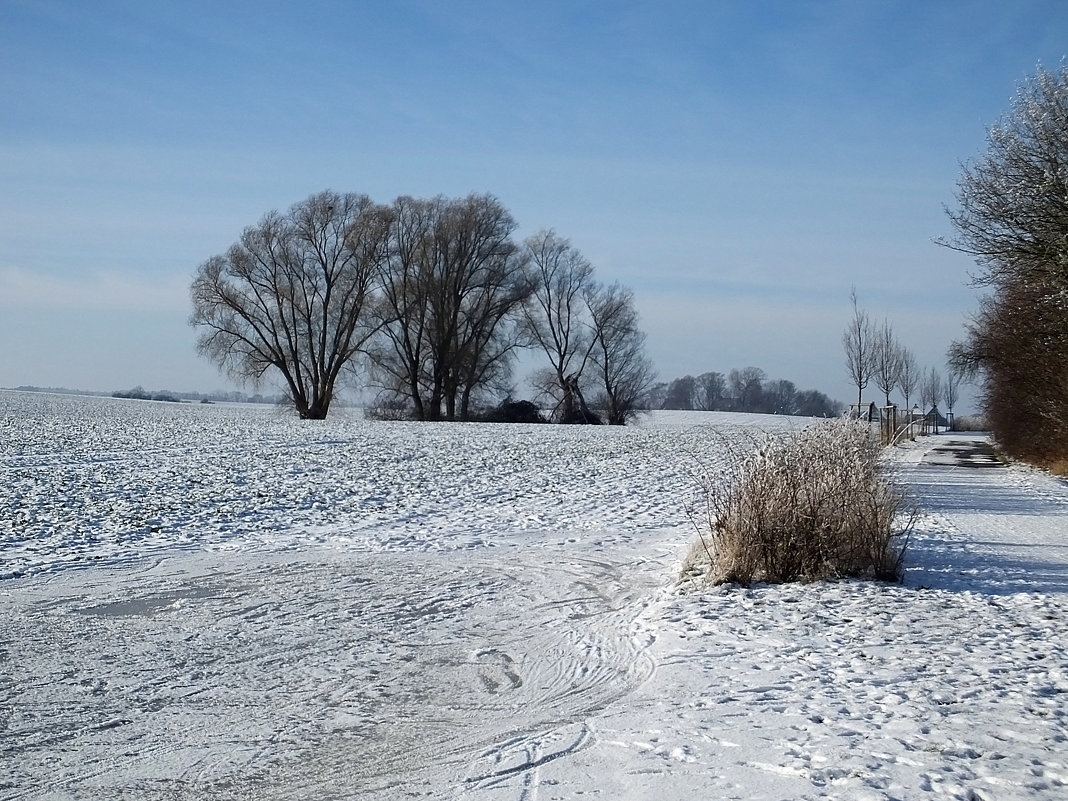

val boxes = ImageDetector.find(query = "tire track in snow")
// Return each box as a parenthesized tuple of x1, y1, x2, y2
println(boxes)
(455, 558, 659, 800)
(1, 547, 664, 800)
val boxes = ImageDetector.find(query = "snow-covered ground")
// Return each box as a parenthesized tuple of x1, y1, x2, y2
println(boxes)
(2, 391, 1066, 800)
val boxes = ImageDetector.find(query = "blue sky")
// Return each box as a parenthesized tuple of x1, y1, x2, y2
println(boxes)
(2, 0, 1065, 409)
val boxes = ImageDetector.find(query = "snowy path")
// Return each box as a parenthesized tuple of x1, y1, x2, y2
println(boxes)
(904, 435, 1068, 595)
(2, 395, 1067, 800)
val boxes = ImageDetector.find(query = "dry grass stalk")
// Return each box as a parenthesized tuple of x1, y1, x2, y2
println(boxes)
(682, 418, 914, 586)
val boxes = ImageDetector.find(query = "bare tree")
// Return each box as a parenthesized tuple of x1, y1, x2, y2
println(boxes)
(370, 194, 531, 420)
(794, 389, 841, 417)
(943, 367, 962, 430)
(694, 371, 726, 411)
(842, 288, 876, 406)
(872, 320, 902, 407)
(586, 282, 656, 425)
(654, 366, 839, 416)
(520, 230, 597, 421)
(766, 379, 798, 415)
(446, 251, 533, 420)
(642, 381, 669, 411)
(939, 65, 1068, 291)
(368, 195, 437, 420)
(728, 366, 766, 412)
(895, 345, 920, 413)
(190, 191, 388, 419)
(921, 366, 942, 418)
(433, 194, 531, 421)
(663, 375, 697, 410)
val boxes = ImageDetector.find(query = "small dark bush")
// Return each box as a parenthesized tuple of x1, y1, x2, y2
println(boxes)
(364, 398, 412, 421)
(559, 408, 603, 425)
(471, 399, 548, 424)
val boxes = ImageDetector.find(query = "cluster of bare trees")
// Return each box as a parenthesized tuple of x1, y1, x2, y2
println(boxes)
(521, 232, 655, 424)
(942, 65, 1068, 467)
(842, 290, 962, 427)
(647, 367, 841, 417)
(190, 191, 654, 422)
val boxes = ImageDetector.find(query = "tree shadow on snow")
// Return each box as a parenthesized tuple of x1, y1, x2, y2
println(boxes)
(903, 463, 1068, 595)
(905, 532, 1068, 595)
(909, 483, 1055, 515)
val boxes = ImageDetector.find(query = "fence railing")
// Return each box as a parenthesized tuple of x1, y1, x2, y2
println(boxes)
(849, 403, 932, 445)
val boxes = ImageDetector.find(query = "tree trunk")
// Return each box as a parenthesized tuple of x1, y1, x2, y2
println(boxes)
(556, 369, 576, 422)
(459, 385, 473, 421)
(303, 400, 330, 420)
(566, 375, 599, 424)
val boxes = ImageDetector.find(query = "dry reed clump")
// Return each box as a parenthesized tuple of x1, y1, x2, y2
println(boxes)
(682, 418, 913, 586)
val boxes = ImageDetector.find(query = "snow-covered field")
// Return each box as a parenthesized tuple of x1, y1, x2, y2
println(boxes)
(2, 391, 1066, 800)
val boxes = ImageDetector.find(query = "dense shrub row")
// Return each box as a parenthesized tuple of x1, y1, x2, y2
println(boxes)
(945, 66, 1068, 471)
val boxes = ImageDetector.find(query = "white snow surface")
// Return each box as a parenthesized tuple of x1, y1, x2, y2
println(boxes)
(2, 391, 1066, 800)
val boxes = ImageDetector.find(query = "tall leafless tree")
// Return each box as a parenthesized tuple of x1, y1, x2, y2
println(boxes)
(895, 345, 920, 414)
(520, 230, 598, 421)
(921, 367, 942, 418)
(585, 282, 656, 425)
(728, 366, 767, 413)
(872, 320, 902, 407)
(842, 288, 876, 407)
(368, 195, 437, 420)
(370, 194, 532, 421)
(694, 371, 727, 411)
(766, 379, 798, 415)
(190, 191, 388, 419)
(942, 367, 962, 430)
(662, 375, 697, 410)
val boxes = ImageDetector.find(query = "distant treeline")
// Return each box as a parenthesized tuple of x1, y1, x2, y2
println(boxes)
(645, 368, 842, 417)
(113, 387, 185, 403)
(8, 385, 108, 397)
(6, 385, 285, 405)
(111, 387, 286, 405)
